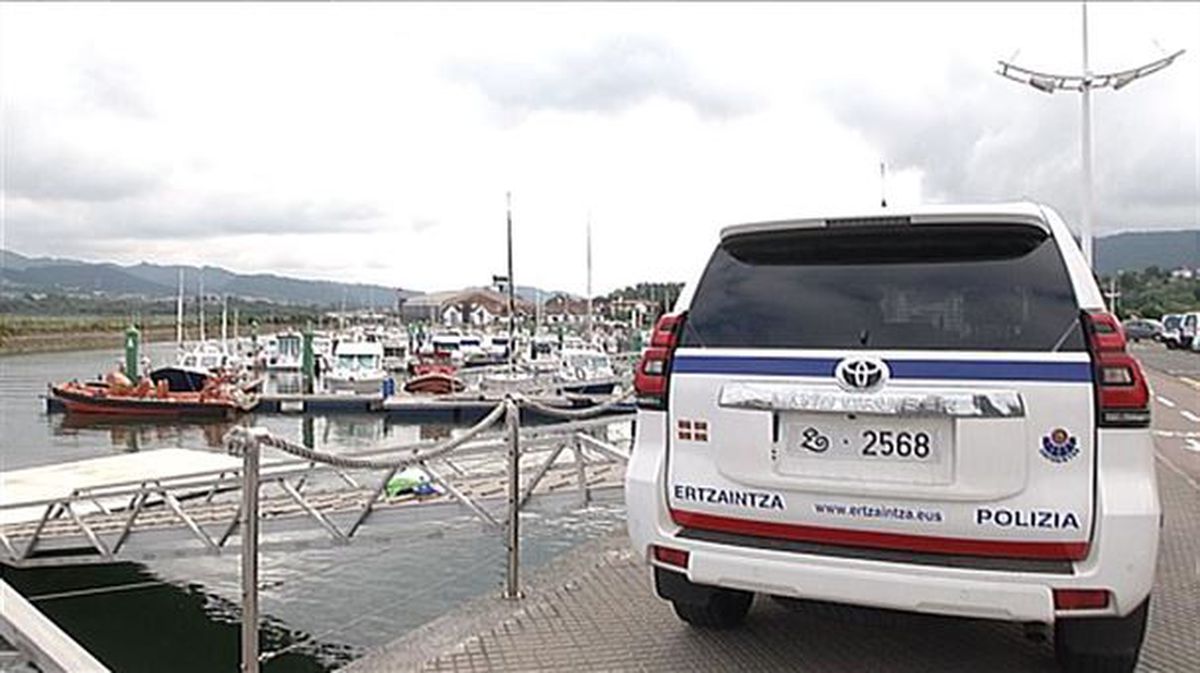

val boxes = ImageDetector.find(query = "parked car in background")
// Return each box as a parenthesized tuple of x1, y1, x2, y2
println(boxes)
(1121, 318, 1162, 343)
(1159, 314, 1184, 348)
(1180, 312, 1200, 351)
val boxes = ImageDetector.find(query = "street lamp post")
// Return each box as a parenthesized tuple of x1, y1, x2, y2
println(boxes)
(996, 2, 1184, 269)
(506, 192, 515, 377)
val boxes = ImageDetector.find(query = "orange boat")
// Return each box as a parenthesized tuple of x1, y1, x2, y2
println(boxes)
(402, 372, 465, 395)
(51, 371, 258, 419)
(408, 360, 458, 377)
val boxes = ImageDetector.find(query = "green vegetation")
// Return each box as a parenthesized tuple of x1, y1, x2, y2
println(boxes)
(1101, 267, 1200, 319)
(0, 292, 326, 353)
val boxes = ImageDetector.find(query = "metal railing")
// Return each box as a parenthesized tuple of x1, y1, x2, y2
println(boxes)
(0, 415, 630, 568)
(1, 388, 633, 672)
(0, 577, 111, 673)
(221, 390, 633, 672)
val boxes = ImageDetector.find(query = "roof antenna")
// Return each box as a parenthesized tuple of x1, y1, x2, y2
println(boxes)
(879, 161, 888, 208)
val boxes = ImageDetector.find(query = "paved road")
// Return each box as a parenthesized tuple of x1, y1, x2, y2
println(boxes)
(1134, 342, 1200, 484)
(350, 352, 1200, 673)
(1132, 341, 1200, 378)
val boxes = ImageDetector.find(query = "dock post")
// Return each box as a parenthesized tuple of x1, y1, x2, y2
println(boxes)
(302, 321, 315, 395)
(124, 325, 140, 380)
(240, 437, 261, 673)
(504, 395, 521, 599)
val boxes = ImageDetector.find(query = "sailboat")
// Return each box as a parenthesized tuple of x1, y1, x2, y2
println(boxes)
(149, 271, 260, 392)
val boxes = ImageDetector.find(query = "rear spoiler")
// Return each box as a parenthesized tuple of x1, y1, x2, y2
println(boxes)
(720, 210, 1051, 241)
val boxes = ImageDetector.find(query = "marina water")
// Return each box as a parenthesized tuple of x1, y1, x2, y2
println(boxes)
(0, 343, 626, 672)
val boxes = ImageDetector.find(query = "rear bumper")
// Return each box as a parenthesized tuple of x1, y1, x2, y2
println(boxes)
(626, 413, 1160, 624)
(684, 543, 1056, 621)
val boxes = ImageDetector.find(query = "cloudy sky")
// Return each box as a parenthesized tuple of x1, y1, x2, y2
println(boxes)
(1, 2, 1197, 293)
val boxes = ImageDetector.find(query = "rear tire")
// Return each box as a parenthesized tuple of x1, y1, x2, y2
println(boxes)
(1054, 599, 1149, 673)
(655, 567, 753, 629)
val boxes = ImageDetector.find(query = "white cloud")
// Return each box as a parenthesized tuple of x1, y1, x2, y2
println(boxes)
(1, 2, 1196, 294)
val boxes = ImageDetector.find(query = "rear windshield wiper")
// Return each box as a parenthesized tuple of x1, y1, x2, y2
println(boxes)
(1050, 317, 1081, 353)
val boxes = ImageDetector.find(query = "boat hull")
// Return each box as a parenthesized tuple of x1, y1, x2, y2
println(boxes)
(50, 384, 253, 419)
(559, 381, 618, 396)
(325, 377, 387, 395)
(403, 373, 465, 395)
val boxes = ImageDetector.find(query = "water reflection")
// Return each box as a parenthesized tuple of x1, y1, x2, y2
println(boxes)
(47, 407, 450, 455)
(420, 424, 453, 441)
(271, 372, 305, 396)
(54, 415, 239, 452)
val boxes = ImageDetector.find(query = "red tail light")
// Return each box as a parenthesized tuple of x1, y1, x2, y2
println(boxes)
(1053, 588, 1110, 610)
(652, 544, 690, 569)
(634, 313, 685, 410)
(1084, 311, 1150, 428)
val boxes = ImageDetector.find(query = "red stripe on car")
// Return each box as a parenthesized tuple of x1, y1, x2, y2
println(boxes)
(670, 509, 1089, 561)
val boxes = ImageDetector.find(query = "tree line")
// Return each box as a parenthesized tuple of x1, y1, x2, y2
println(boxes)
(1101, 267, 1200, 319)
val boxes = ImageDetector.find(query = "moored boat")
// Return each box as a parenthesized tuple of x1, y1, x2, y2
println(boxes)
(555, 348, 618, 395)
(51, 373, 258, 419)
(402, 372, 465, 395)
(324, 340, 388, 394)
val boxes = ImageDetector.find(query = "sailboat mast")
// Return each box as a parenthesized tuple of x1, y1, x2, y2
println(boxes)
(198, 271, 206, 342)
(586, 212, 593, 342)
(506, 192, 515, 375)
(176, 268, 184, 346)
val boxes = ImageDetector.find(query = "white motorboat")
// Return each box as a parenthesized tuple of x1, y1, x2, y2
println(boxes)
(266, 331, 303, 371)
(484, 334, 512, 365)
(458, 333, 491, 367)
(427, 333, 466, 365)
(556, 348, 617, 395)
(150, 341, 257, 392)
(325, 340, 388, 394)
(382, 337, 410, 372)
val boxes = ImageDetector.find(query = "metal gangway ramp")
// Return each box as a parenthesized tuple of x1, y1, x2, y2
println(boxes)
(0, 398, 633, 570)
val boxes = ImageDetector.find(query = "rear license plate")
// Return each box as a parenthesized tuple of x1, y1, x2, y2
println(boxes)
(773, 413, 954, 485)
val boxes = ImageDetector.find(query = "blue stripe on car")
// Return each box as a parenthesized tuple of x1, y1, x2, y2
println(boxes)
(671, 356, 1092, 382)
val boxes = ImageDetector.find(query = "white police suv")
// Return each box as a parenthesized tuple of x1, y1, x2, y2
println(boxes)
(626, 203, 1158, 673)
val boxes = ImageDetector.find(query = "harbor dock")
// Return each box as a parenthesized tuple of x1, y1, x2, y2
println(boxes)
(6, 350, 1198, 671)
(354, 454, 1200, 672)
(346, 356, 1200, 673)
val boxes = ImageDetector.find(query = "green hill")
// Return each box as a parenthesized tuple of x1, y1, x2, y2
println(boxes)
(1096, 230, 1200, 275)
(1, 250, 413, 308)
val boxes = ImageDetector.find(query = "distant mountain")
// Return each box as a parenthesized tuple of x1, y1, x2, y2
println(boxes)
(0, 249, 415, 308)
(0, 249, 87, 272)
(0, 249, 31, 271)
(1096, 230, 1200, 275)
(3, 262, 168, 296)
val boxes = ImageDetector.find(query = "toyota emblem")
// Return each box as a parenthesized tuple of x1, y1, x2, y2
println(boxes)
(835, 357, 889, 391)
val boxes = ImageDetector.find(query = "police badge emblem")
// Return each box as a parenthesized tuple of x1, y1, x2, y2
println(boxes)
(1040, 428, 1079, 464)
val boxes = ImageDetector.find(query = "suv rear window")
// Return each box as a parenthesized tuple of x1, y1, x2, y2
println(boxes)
(681, 223, 1086, 352)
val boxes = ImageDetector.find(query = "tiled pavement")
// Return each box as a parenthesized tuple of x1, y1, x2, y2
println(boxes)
(346, 458, 1197, 672)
